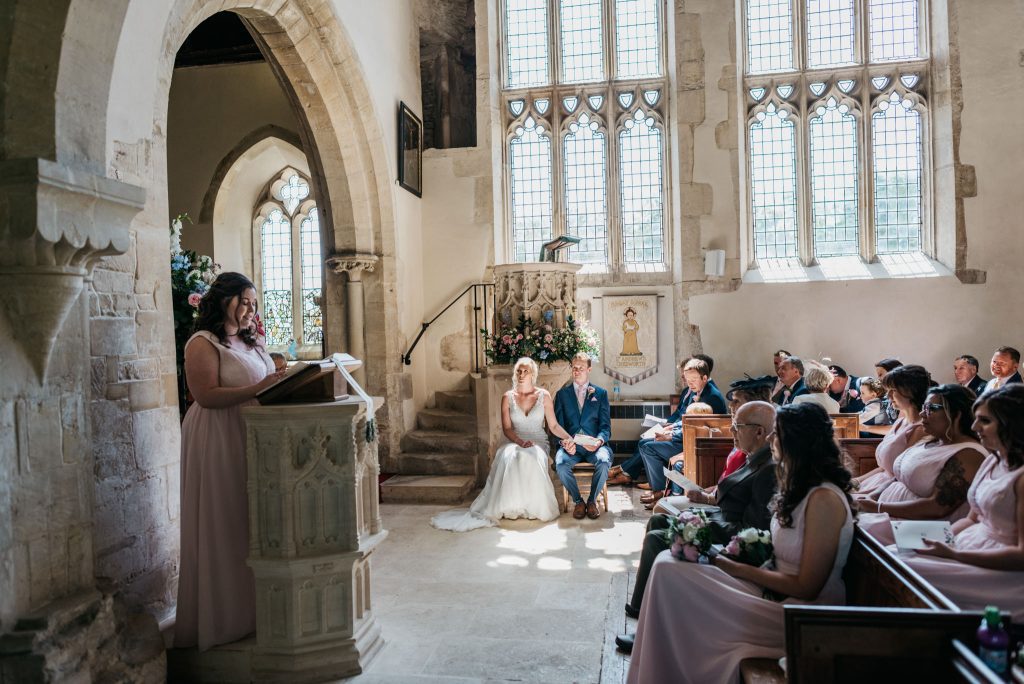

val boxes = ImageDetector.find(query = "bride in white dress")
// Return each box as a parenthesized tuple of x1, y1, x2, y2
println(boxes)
(432, 357, 574, 531)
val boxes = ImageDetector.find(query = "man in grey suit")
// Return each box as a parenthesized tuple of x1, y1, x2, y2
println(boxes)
(615, 401, 777, 653)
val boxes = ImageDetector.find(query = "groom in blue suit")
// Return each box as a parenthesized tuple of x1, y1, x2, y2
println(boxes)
(554, 353, 612, 520)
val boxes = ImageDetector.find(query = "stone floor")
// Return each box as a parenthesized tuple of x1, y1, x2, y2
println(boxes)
(341, 485, 652, 684)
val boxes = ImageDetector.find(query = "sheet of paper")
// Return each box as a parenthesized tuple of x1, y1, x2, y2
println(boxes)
(663, 467, 702, 494)
(659, 497, 720, 518)
(890, 520, 954, 551)
(642, 414, 667, 428)
(572, 434, 602, 448)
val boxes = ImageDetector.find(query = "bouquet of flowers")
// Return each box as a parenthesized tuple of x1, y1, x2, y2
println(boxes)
(664, 509, 715, 563)
(723, 527, 775, 568)
(170, 214, 219, 413)
(481, 314, 600, 366)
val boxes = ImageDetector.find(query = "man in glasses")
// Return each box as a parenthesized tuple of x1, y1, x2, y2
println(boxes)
(615, 400, 777, 654)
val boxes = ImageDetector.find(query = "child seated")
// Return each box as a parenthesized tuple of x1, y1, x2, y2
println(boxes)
(665, 402, 716, 494)
(858, 378, 885, 425)
(269, 351, 288, 372)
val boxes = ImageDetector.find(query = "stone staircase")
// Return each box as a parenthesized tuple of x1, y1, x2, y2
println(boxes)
(379, 389, 479, 504)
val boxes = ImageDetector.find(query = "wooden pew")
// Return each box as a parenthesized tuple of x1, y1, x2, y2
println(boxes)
(739, 529, 1006, 683)
(685, 435, 881, 490)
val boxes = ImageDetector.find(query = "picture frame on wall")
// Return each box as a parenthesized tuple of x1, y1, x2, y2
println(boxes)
(397, 102, 422, 197)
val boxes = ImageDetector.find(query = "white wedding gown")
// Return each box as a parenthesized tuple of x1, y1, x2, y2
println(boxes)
(431, 391, 561, 531)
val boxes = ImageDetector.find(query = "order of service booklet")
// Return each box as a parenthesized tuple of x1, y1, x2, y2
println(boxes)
(890, 519, 954, 552)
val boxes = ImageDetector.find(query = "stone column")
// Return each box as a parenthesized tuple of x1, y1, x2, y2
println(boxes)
(243, 398, 387, 682)
(325, 254, 379, 386)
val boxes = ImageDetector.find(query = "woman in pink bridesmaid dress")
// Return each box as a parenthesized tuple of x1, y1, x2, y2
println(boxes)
(854, 365, 930, 497)
(173, 273, 285, 651)
(856, 384, 987, 544)
(908, 385, 1024, 621)
(627, 403, 855, 684)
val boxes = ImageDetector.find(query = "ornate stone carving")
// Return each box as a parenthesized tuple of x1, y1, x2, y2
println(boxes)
(493, 262, 581, 328)
(243, 399, 386, 680)
(0, 158, 144, 381)
(326, 252, 379, 281)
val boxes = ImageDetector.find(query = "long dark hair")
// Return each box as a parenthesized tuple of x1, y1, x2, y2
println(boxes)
(881, 364, 932, 411)
(193, 272, 260, 348)
(771, 403, 855, 528)
(974, 385, 1024, 469)
(927, 384, 978, 440)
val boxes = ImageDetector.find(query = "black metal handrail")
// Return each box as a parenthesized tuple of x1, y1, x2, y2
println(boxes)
(401, 282, 495, 373)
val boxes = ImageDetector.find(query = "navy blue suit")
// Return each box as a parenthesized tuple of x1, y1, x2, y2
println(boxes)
(984, 371, 1022, 394)
(780, 378, 809, 405)
(830, 376, 865, 413)
(554, 383, 612, 505)
(966, 374, 987, 395)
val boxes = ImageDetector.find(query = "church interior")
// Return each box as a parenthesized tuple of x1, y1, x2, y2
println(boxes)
(1, 0, 1023, 681)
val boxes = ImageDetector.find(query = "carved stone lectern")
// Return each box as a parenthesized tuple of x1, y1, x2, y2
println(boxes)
(242, 395, 386, 682)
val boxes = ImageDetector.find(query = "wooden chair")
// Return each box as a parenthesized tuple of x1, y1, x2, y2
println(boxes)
(559, 462, 610, 512)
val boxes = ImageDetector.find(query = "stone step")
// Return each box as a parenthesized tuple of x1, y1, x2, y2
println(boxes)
(400, 429, 477, 454)
(379, 475, 476, 505)
(416, 407, 476, 433)
(395, 451, 476, 475)
(435, 390, 474, 414)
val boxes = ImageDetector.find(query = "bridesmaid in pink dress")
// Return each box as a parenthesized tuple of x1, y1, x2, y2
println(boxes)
(627, 403, 855, 684)
(857, 385, 987, 544)
(174, 273, 285, 651)
(854, 365, 929, 496)
(908, 385, 1024, 621)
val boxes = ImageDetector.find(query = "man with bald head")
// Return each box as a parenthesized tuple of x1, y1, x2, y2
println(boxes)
(615, 401, 778, 653)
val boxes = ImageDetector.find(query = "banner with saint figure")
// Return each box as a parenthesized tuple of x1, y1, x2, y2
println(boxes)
(602, 295, 658, 384)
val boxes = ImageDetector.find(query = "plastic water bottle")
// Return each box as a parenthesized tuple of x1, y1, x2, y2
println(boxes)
(977, 605, 1009, 675)
(612, 381, 621, 402)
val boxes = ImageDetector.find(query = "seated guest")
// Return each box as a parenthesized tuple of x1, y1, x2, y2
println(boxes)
(770, 349, 792, 403)
(875, 357, 902, 378)
(684, 401, 713, 415)
(608, 358, 702, 488)
(827, 364, 865, 413)
(792, 361, 841, 413)
(661, 402, 716, 496)
(693, 353, 719, 392)
(637, 358, 728, 508)
(984, 346, 1022, 392)
(855, 384, 987, 544)
(269, 351, 288, 372)
(857, 377, 890, 427)
(954, 354, 987, 395)
(854, 365, 930, 496)
(626, 403, 855, 683)
(615, 400, 777, 651)
(774, 355, 809, 405)
(907, 385, 1024, 621)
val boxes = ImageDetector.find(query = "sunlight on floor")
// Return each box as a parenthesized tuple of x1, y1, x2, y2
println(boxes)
(497, 525, 569, 555)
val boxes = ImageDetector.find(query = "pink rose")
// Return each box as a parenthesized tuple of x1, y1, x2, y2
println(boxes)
(725, 539, 741, 556)
(188, 292, 202, 307)
(682, 544, 700, 563)
(502, 335, 512, 344)
(849, 389, 860, 399)
(516, 334, 523, 341)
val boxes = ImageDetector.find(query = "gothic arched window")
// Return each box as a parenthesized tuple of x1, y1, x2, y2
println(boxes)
(742, 0, 930, 266)
(502, 0, 668, 274)
(252, 168, 323, 352)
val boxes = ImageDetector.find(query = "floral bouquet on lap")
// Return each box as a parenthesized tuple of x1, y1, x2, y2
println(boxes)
(723, 528, 774, 569)
(664, 509, 714, 563)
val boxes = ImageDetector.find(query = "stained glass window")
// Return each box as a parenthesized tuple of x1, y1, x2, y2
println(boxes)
(807, 0, 855, 68)
(620, 110, 664, 264)
(749, 105, 798, 259)
(509, 117, 554, 262)
(872, 92, 922, 253)
(563, 113, 608, 264)
(746, 0, 794, 74)
(560, 0, 603, 83)
(869, 0, 919, 62)
(615, 0, 660, 79)
(255, 169, 323, 351)
(506, 0, 549, 88)
(809, 98, 859, 256)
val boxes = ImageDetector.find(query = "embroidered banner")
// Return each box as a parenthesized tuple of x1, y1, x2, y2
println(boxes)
(602, 294, 658, 385)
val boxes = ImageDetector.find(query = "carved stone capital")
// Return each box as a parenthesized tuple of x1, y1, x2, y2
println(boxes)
(326, 252, 379, 281)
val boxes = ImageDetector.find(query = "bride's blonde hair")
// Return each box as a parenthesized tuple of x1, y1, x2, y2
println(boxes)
(512, 357, 539, 390)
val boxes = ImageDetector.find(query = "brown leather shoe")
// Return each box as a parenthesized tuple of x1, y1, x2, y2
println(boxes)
(573, 502, 587, 519)
(607, 472, 633, 486)
(586, 502, 600, 519)
(609, 465, 623, 478)
(636, 482, 652, 490)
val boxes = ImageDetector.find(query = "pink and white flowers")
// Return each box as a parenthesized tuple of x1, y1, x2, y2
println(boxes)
(724, 527, 774, 568)
(665, 509, 714, 563)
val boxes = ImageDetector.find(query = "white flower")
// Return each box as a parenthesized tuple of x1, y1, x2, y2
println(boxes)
(682, 526, 697, 543)
(739, 528, 760, 544)
(170, 218, 183, 255)
(759, 531, 771, 544)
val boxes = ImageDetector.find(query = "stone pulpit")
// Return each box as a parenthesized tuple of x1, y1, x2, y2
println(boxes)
(242, 395, 386, 682)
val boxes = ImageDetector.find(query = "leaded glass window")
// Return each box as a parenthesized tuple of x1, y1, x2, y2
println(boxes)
(742, 0, 929, 266)
(502, 0, 668, 273)
(253, 168, 324, 353)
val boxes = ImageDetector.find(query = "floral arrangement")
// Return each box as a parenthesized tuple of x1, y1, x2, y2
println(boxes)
(723, 527, 775, 568)
(481, 314, 600, 366)
(170, 214, 219, 413)
(664, 509, 715, 563)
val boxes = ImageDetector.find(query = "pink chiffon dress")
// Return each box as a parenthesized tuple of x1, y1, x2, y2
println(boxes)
(627, 483, 854, 684)
(856, 416, 922, 496)
(905, 454, 1024, 621)
(858, 441, 988, 544)
(174, 331, 273, 651)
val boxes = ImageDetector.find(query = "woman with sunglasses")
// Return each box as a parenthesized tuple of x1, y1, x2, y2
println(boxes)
(905, 385, 1024, 620)
(855, 384, 986, 545)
